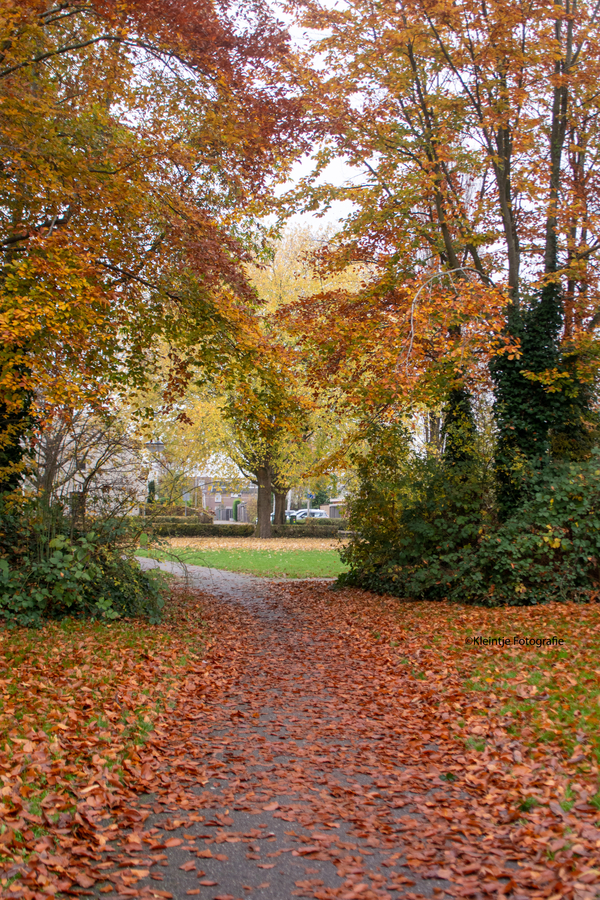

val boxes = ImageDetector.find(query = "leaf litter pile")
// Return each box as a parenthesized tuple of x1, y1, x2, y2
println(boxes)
(1, 581, 600, 900)
(0, 599, 205, 896)
(166, 537, 344, 552)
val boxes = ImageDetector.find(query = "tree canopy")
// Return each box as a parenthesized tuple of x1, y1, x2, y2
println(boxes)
(0, 0, 302, 485)
(285, 0, 600, 414)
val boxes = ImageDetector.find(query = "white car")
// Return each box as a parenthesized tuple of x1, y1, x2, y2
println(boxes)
(294, 509, 328, 520)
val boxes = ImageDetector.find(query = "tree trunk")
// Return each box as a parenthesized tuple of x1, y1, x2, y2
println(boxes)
(255, 465, 272, 538)
(274, 490, 287, 525)
(0, 390, 33, 494)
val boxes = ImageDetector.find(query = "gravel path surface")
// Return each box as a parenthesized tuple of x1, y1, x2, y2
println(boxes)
(93, 559, 452, 900)
(93, 563, 467, 900)
(136, 556, 275, 596)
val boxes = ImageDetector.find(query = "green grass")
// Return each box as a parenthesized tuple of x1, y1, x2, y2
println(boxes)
(463, 605, 600, 766)
(136, 547, 348, 578)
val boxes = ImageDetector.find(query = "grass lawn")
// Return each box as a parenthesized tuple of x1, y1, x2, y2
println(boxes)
(461, 604, 600, 768)
(357, 594, 600, 772)
(136, 545, 348, 578)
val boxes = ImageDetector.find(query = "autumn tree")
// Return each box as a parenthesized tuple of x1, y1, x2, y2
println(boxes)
(32, 405, 146, 521)
(221, 364, 309, 537)
(132, 380, 237, 509)
(221, 226, 362, 538)
(0, 0, 302, 492)
(287, 0, 600, 493)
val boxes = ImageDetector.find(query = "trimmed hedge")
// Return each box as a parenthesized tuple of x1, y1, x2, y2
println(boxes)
(148, 522, 344, 538)
(140, 505, 205, 517)
(272, 524, 342, 537)
(288, 518, 347, 528)
(152, 523, 255, 537)
(147, 515, 213, 524)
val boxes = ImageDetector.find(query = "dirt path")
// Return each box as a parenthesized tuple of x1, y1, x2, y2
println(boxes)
(96, 565, 598, 900)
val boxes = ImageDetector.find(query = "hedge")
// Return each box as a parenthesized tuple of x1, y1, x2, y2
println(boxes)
(288, 518, 347, 528)
(139, 505, 206, 517)
(146, 515, 213, 524)
(148, 522, 345, 538)
(152, 523, 255, 537)
(272, 524, 342, 537)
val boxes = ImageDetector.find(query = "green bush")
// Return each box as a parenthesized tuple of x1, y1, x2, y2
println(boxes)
(339, 429, 490, 599)
(152, 522, 255, 537)
(272, 523, 342, 537)
(456, 454, 600, 605)
(341, 433, 600, 606)
(0, 505, 165, 626)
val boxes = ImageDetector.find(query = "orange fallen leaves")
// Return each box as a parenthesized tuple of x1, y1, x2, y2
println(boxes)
(0, 591, 206, 896)
(2, 580, 600, 899)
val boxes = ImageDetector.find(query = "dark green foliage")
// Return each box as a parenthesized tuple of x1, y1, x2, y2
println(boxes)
(0, 504, 165, 626)
(153, 522, 255, 537)
(442, 385, 476, 466)
(312, 487, 330, 506)
(339, 424, 491, 599)
(147, 480, 156, 504)
(457, 453, 600, 605)
(492, 286, 594, 516)
(341, 439, 600, 606)
(0, 390, 33, 492)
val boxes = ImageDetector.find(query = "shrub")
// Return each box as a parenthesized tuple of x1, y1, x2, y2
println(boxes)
(456, 454, 600, 605)
(0, 505, 165, 626)
(272, 523, 342, 537)
(340, 442, 490, 600)
(152, 522, 255, 537)
(341, 436, 600, 606)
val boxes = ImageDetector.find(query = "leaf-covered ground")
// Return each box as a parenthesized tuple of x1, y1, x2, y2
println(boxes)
(1, 581, 600, 900)
(166, 538, 344, 552)
(0, 595, 206, 894)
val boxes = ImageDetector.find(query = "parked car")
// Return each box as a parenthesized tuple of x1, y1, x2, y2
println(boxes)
(294, 509, 328, 520)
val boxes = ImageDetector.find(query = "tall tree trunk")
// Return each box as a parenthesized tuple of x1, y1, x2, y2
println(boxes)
(273, 490, 287, 525)
(544, 9, 572, 277)
(0, 389, 33, 494)
(255, 465, 272, 538)
(425, 412, 442, 455)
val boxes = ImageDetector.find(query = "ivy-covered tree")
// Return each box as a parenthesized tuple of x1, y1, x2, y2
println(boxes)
(287, 0, 600, 482)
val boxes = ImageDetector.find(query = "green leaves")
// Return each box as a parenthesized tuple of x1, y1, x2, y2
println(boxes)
(343, 440, 600, 607)
(0, 503, 166, 626)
